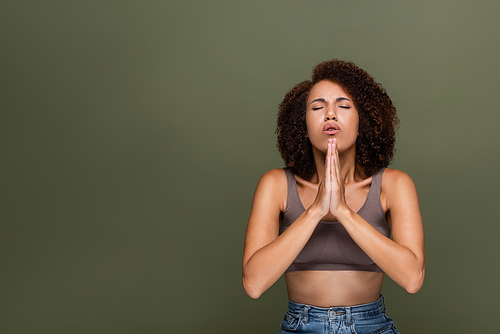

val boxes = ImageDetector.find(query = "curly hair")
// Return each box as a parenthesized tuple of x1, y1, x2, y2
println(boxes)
(276, 59, 399, 179)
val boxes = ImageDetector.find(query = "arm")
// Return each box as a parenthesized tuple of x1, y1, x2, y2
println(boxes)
(336, 171, 425, 293)
(330, 142, 426, 293)
(242, 150, 334, 298)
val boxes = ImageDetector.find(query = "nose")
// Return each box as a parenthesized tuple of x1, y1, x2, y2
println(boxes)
(325, 105, 336, 121)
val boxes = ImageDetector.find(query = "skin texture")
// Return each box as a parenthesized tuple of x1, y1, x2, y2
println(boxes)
(242, 81, 425, 308)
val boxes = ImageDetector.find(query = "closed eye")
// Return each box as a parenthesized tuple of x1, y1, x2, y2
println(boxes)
(312, 107, 323, 110)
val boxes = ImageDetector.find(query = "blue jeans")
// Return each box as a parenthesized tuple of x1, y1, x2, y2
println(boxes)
(278, 295, 399, 334)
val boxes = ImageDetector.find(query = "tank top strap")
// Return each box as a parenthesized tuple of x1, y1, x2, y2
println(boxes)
(363, 168, 385, 207)
(283, 167, 301, 213)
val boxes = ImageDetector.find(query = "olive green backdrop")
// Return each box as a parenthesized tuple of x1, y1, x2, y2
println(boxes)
(2, 1, 499, 333)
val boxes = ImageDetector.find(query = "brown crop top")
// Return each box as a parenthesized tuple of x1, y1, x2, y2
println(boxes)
(279, 167, 391, 272)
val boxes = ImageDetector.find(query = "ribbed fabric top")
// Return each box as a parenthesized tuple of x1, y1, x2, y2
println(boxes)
(279, 167, 390, 272)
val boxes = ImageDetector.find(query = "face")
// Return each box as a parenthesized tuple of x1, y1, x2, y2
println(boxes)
(306, 80, 359, 154)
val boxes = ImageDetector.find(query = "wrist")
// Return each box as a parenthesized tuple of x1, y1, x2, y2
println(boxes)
(336, 205, 354, 224)
(305, 205, 325, 222)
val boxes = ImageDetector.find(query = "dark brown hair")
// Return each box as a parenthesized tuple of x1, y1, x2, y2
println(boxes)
(276, 59, 399, 179)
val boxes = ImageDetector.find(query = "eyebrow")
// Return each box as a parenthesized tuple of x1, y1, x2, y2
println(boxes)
(309, 97, 352, 105)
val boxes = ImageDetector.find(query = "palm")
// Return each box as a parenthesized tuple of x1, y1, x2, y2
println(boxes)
(327, 139, 345, 216)
(312, 139, 347, 219)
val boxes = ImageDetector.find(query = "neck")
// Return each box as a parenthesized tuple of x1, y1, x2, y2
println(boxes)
(310, 145, 365, 184)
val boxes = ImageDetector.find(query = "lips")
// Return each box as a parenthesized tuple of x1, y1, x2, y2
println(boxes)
(322, 123, 341, 135)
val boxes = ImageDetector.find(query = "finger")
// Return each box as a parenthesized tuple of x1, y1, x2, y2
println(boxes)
(326, 139, 331, 187)
(333, 138, 341, 184)
(326, 139, 331, 165)
(330, 155, 334, 188)
(329, 139, 334, 187)
(330, 140, 334, 185)
(335, 139, 341, 172)
(331, 139, 338, 182)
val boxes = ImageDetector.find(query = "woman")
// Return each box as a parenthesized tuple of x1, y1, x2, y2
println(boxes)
(242, 59, 425, 334)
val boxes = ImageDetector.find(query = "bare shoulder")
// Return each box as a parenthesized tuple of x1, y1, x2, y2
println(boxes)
(254, 168, 288, 213)
(381, 168, 419, 211)
(258, 168, 287, 187)
(382, 168, 416, 189)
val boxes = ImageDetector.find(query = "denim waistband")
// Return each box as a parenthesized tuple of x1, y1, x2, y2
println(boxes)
(287, 295, 386, 323)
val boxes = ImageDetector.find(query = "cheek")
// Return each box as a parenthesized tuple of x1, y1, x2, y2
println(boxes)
(351, 114, 360, 135)
(305, 114, 313, 138)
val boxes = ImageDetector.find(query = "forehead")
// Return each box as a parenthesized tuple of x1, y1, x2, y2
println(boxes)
(308, 80, 352, 102)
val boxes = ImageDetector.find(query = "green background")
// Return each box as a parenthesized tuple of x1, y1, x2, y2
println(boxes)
(2, 1, 499, 333)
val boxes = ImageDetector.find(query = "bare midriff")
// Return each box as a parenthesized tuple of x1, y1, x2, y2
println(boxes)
(285, 270, 384, 308)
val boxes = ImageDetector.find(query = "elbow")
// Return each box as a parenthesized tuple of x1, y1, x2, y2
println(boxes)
(245, 288, 263, 300)
(405, 283, 422, 294)
(242, 276, 264, 299)
(405, 268, 425, 294)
